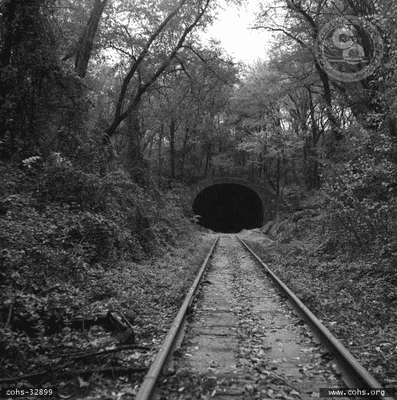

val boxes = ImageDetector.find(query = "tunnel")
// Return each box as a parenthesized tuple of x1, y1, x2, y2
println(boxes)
(192, 183, 264, 233)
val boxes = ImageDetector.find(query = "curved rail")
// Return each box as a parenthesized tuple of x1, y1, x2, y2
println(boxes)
(237, 236, 395, 400)
(135, 236, 219, 400)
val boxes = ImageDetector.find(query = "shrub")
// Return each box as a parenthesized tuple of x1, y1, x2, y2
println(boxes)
(323, 132, 397, 253)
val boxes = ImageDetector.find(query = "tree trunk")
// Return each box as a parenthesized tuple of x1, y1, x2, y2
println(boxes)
(314, 61, 342, 143)
(284, 0, 342, 144)
(74, 0, 108, 78)
(305, 92, 321, 190)
(304, 139, 320, 190)
(158, 124, 164, 176)
(179, 127, 190, 179)
(204, 143, 212, 176)
(124, 108, 145, 182)
(0, 0, 17, 155)
(169, 119, 176, 180)
(0, 0, 16, 69)
(276, 155, 281, 196)
(104, 0, 211, 142)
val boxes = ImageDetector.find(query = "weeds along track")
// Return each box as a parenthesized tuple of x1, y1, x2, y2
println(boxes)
(136, 235, 394, 400)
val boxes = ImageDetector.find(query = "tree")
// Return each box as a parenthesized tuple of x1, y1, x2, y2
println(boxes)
(231, 60, 306, 194)
(62, 0, 108, 78)
(255, 0, 392, 138)
(104, 0, 214, 141)
(0, 0, 63, 158)
(139, 42, 238, 182)
(254, 0, 380, 143)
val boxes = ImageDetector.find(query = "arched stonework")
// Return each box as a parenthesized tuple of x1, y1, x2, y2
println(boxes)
(191, 177, 278, 222)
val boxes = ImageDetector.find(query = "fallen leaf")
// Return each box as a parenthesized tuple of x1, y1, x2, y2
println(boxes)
(78, 376, 89, 388)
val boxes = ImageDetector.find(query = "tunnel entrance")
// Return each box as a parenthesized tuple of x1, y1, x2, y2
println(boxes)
(192, 183, 264, 233)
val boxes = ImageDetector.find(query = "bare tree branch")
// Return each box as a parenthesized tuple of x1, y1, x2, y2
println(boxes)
(105, 0, 212, 140)
(252, 25, 308, 48)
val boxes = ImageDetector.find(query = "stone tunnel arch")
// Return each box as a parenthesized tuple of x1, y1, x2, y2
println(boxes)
(190, 177, 278, 233)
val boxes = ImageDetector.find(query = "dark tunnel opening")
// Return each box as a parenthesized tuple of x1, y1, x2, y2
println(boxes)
(192, 183, 264, 233)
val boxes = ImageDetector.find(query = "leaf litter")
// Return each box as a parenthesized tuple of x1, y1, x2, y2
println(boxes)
(157, 236, 348, 400)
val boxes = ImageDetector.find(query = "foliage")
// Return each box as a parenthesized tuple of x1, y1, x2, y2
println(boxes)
(0, 0, 88, 160)
(140, 42, 238, 181)
(0, 1, 233, 388)
(1, 0, 397, 394)
(323, 129, 397, 252)
(0, 154, 188, 348)
(0, 167, 214, 384)
(242, 226, 397, 384)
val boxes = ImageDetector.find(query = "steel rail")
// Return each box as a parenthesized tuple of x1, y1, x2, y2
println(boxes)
(135, 236, 219, 400)
(237, 236, 395, 400)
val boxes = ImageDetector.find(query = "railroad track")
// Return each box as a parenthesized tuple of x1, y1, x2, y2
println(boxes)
(136, 235, 394, 400)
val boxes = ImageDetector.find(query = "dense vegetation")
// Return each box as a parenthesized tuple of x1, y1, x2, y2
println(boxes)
(1, 0, 397, 395)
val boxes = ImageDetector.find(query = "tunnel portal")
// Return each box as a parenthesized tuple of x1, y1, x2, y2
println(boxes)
(192, 183, 264, 233)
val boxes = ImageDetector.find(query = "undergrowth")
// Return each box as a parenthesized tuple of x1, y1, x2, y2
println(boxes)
(244, 192, 397, 386)
(0, 155, 198, 382)
(245, 134, 397, 385)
